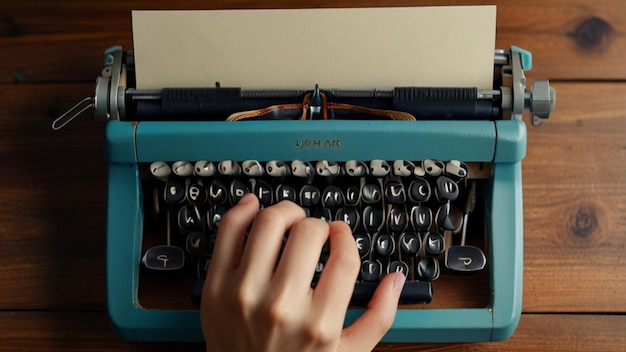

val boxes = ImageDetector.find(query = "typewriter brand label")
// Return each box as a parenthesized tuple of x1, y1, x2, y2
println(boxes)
(295, 139, 341, 149)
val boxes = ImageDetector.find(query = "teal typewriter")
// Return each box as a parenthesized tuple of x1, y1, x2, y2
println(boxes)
(56, 43, 554, 342)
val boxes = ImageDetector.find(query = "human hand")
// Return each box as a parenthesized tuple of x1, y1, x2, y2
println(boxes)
(201, 193, 405, 352)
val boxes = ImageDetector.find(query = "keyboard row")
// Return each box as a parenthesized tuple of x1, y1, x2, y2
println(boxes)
(148, 159, 470, 180)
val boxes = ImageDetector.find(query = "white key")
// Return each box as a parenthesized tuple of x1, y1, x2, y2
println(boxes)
(172, 161, 194, 177)
(218, 160, 241, 176)
(423, 159, 444, 177)
(393, 160, 415, 177)
(242, 160, 264, 177)
(150, 161, 171, 181)
(266, 160, 290, 177)
(194, 160, 215, 177)
(345, 160, 367, 177)
(369, 159, 390, 177)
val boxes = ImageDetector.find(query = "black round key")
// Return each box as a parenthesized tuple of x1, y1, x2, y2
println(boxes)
(408, 178, 431, 203)
(353, 233, 371, 258)
(249, 178, 273, 205)
(321, 185, 344, 207)
(436, 203, 464, 232)
(387, 204, 408, 232)
(410, 205, 432, 231)
(360, 259, 382, 282)
(178, 205, 203, 232)
(300, 185, 320, 207)
(275, 184, 297, 203)
(164, 179, 186, 204)
(446, 245, 487, 272)
(374, 233, 394, 257)
(208, 205, 227, 230)
(423, 232, 445, 255)
(388, 260, 409, 275)
(142, 245, 185, 270)
(186, 232, 208, 255)
(436, 176, 459, 202)
(384, 178, 406, 204)
(400, 232, 421, 257)
(362, 206, 384, 231)
(361, 183, 381, 204)
(344, 186, 361, 206)
(336, 207, 360, 232)
(230, 179, 249, 205)
(208, 179, 228, 204)
(416, 256, 440, 281)
(187, 183, 207, 205)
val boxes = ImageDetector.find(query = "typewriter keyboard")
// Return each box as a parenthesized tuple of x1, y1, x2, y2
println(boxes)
(138, 159, 491, 308)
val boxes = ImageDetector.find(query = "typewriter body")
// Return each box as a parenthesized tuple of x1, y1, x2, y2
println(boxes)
(57, 42, 554, 342)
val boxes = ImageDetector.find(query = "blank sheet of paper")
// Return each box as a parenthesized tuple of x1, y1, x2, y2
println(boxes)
(132, 7, 496, 90)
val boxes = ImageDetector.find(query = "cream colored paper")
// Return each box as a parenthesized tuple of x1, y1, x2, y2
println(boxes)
(132, 7, 496, 90)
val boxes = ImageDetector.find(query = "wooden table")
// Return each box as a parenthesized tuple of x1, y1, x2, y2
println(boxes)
(1, 1, 625, 351)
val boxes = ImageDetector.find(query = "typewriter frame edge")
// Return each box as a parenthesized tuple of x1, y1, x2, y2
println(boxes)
(104, 119, 525, 342)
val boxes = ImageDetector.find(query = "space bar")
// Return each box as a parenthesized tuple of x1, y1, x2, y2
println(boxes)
(351, 281, 433, 306)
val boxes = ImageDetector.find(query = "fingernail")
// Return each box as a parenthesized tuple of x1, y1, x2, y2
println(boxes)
(394, 272, 407, 294)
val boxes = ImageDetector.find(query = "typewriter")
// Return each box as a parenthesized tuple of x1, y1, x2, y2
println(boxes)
(56, 40, 554, 342)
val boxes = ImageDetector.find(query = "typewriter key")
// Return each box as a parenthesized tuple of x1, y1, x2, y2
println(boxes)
(218, 160, 241, 176)
(345, 160, 367, 176)
(360, 259, 383, 282)
(150, 161, 171, 181)
(142, 245, 185, 271)
(164, 179, 186, 204)
(186, 232, 208, 255)
(242, 160, 264, 177)
(393, 160, 415, 177)
(435, 176, 459, 202)
(445, 160, 468, 179)
(384, 178, 407, 204)
(435, 203, 463, 232)
(388, 261, 409, 275)
(410, 205, 432, 231)
(194, 160, 215, 177)
(416, 256, 440, 281)
(275, 184, 297, 203)
(374, 233, 395, 257)
(172, 161, 193, 177)
(369, 160, 390, 177)
(423, 159, 445, 177)
(353, 233, 371, 258)
(335, 207, 360, 232)
(408, 178, 431, 203)
(399, 232, 421, 257)
(177, 205, 203, 232)
(423, 232, 445, 256)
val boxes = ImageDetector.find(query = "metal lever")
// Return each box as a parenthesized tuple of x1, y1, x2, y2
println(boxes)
(51, 97, 94, 131)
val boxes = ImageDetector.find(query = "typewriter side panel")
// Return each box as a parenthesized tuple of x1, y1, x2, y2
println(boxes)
(486, 161, 524, 341)
(105, 122, 205, 341)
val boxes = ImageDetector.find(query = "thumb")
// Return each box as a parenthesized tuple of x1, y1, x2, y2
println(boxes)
(338, 272, 405, 352)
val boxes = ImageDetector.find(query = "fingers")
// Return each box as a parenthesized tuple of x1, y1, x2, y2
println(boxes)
(339, 272, 405, 352)
(207, 193, 259, 277)
(272, 217, 329, 296)
(311, 221, 360, 322)
(238, 200, 307, 285)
